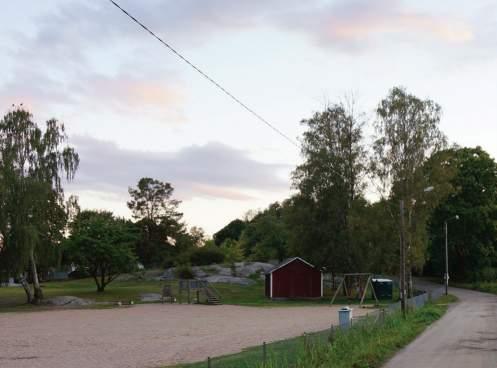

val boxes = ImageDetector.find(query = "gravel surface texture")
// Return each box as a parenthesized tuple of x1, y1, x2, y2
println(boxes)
(0, 303, 370, 368)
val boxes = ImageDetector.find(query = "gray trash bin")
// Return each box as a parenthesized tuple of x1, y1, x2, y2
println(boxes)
(339, 306, 353, 329)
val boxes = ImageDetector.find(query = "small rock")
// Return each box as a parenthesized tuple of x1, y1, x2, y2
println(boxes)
(140, 293, 162, 302)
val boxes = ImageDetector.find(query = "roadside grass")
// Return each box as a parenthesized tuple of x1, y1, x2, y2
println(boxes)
(422, 276, 497, 296)
(0, 278, 387, 312)
(171, 295, 453, 368)
(434, 294, 458, 304)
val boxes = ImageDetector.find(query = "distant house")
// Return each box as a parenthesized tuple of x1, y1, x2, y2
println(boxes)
(265, 257, 323, 299)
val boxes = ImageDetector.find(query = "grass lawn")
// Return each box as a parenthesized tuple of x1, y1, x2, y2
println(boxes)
(0, 278, 164, 312)
(0, 277, 390, 312)
(171, 294, 456, 368)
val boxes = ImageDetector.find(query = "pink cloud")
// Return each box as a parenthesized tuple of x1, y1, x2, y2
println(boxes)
(0, 71, 186, 125)
(322, 13, 472, 44)
(188, 183, 256, 201)
(285, 0, 473, 49)
(80, 75, 185, 122)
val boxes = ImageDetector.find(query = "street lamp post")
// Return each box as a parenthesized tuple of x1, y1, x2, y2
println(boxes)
(399, 199, 406, 317)
(444, 215, 459, 295)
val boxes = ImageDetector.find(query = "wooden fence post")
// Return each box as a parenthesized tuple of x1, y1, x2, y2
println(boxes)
(207, 357, 211, 368)
(329, 324, 335, 343)
(263, 341, 267, 366)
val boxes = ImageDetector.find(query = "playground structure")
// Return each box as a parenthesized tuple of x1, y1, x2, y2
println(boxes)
(330, 273, 379, 307)
(164, 279, 221, 305)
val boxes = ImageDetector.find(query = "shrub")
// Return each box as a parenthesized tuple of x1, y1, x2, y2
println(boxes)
(189, 246, 225, 266)
(478, 267, 497, 282)
(220, 238, 244, 264)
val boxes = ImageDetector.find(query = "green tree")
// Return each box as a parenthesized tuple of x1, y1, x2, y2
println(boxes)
(213, 219, 246, 246)
(427, 147, 497, 281)
(189, 226, 206, 247)
(347, 199, 399, 274)
(289, 103, 366, 273)
(127, 178, 185, 267)
(128, 178, 181, 222)
(66, 210, 137, 292)
(238, 202, 290, 262)
(372, 87, 447, 300)
(220, 238, 244, 263)
(0, 106, 79, 303)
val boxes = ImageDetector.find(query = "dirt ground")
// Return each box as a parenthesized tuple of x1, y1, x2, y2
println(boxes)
(0, 304, 371, 368)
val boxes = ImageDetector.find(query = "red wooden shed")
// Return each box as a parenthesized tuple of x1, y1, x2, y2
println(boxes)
(265, 257, 323, 299)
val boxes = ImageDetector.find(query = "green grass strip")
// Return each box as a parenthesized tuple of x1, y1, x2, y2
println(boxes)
(172, 296, 455, 368)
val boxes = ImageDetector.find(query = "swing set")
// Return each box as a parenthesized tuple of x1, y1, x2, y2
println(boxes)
(330, 273, 379, 307)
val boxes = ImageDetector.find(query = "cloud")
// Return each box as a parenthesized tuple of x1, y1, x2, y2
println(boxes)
(0, 0, 480, 124)
(5, 0, 475, 64)
(77, 74, 186, 122)
(0, 70, 185, 124)
(281, 0, 473, 50)
(67, 135, 289, 202)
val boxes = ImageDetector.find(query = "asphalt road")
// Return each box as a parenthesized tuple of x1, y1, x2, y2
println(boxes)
(384, 285, 497, 368)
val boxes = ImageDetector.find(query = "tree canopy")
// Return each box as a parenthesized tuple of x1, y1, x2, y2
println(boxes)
(426, 147, 497, 281)
(213, 219, 246, 246)
(0, 106, 79, 303)
(289, 102, 366, 272)
(65, 210, 137, 292)
(127, 177, 186, 267)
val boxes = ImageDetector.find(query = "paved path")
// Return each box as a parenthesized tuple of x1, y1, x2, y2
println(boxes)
(384, 286, 497, 368)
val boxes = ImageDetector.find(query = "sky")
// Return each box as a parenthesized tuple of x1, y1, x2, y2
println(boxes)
(1, 0, 497, 235)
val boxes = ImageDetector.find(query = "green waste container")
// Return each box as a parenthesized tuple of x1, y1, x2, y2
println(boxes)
(372, 278, 393, 300)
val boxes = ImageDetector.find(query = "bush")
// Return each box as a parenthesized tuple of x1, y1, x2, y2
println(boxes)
(175, 264, 194, 279)
(478, 267, 497, 282)
(220, 239, 244, 264)
(189, 246, 225, 266)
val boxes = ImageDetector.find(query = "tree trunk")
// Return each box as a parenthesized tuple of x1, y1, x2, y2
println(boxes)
(30, 249, 43, 304)
(19, 274, 33, 304)
(100, 271, 106, 292)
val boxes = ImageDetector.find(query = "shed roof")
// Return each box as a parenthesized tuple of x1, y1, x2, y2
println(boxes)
(265, 257, 317, 274)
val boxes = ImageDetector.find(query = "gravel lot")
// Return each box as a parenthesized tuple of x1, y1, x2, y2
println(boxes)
(0, 303, 370, 368)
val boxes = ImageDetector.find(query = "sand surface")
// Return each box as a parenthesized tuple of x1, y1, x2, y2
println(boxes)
(0, 303, 370, 368)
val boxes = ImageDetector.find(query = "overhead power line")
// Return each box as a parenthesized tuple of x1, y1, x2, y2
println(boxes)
(107, 0, 299, 148)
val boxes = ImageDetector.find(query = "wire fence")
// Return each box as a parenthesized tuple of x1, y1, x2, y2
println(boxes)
(200, 286, 446, 368)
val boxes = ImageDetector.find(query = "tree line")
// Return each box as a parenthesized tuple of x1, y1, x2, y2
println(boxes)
(1, 86, 496, 303)
(212, 87, 497, 287)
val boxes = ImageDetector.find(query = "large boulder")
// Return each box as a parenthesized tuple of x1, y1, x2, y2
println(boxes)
(159, 268, 176, 280)
(44, 296, 92, 306)
(235, 262, 274, 277)
(159, 261, 274, 284)
(204, 275, 255, 286)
